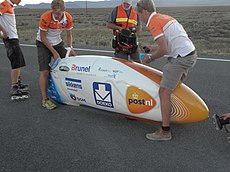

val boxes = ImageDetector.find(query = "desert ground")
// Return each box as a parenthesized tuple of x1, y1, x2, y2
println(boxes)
(16, 6, 230, 56)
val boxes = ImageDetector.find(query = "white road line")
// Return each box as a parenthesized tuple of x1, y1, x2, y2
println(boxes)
(197, 57, 230, 62)
(20, 43, 114, 53)
(0, 42, 114, 53)
(1, 42, 229, 62)
(76, 48, 113, 53)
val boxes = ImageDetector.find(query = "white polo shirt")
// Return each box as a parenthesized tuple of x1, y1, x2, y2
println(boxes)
(147, 12, 195, 58)
(0, 0, 18, 39)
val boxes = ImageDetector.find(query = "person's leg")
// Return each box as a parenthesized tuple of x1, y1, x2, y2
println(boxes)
(11, 68, 20, 85)
(146, 56, 197, 141)
(159, 87, 172, 127)
(37, 40, 52, 98)
(146, 86, 173, 141)
(39, 69, 56, 110)
(39, 70, 49, 100)
(4, 39, 26, 85)
(37, 40, 56, 109)
(10, 68, 20, 95)
(146, 59, 179, 141)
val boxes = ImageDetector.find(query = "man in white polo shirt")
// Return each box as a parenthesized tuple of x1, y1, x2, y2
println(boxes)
(0, 0, 29, 97)
(135, 0, 197, 141)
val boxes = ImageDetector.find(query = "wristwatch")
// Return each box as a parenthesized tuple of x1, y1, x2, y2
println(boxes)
(148, 55, 152, 61)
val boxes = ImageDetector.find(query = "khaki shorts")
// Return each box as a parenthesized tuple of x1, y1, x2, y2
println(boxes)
(160, 52, 197, 90)
(36, 40, 67, 71)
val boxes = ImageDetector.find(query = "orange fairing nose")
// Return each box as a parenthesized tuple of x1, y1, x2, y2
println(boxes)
(171, 84, 209, 123)
(117, 59, 209, 124)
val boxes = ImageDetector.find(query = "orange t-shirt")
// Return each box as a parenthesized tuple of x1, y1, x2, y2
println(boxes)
(36, 10, 73, 46)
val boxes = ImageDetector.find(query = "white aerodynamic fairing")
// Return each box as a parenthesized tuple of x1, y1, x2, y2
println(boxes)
(48, 55, 162, 121)
(48, 55, 209, 123)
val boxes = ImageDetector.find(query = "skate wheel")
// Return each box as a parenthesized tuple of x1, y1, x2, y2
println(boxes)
(11, 96, 20, 100)
(22, 95, 29, 99)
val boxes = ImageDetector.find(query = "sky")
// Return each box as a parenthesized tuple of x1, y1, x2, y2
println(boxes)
(0, 0, 105, 6)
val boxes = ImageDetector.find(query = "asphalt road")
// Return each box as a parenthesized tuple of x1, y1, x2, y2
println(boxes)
(0, 44, 230, 172)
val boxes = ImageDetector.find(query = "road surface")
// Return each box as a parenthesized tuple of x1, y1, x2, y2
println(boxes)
(0, 44, 230, 172)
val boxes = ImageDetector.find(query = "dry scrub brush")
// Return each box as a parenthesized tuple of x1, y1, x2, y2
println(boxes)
(15, 7, 230, 56)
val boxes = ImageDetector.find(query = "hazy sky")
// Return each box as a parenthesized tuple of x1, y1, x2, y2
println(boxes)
(0, 0, 105, 6)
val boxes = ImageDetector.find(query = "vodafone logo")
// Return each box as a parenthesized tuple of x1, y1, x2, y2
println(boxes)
(126, 86, 156, 114)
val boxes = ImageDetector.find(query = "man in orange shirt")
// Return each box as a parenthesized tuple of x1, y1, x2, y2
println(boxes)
(107, 0, 142, 61)
(36, 0, 76, 109)
(0, 0, 29, 98)
(135, 0, 197, 141)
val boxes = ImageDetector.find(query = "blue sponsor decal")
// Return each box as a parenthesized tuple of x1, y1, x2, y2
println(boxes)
(93, 82, 114, 108)
(47, 74, 63, 104)
(65, 78, 82, 90)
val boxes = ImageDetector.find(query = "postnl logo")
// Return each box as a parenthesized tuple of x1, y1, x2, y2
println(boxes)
(126, 86, 156, 114)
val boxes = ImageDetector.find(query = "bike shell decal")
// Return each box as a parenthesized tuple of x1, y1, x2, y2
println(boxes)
(47, 75, 63, 104)
(126, 86, 156, 114)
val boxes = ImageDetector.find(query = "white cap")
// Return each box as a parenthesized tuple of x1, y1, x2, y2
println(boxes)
(123, 0, 133, 5)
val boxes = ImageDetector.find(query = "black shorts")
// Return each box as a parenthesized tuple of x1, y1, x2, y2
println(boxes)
(36, 40, 67, 71)
(3, 38, 26, 69)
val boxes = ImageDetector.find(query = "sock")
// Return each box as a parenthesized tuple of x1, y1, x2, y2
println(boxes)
(162, 126, 170, 131)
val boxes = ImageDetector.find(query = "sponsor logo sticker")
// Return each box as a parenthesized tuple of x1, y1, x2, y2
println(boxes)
(112, 70, 123, 74)
(70, 94, 86, 103)
(126, 86, 156, 114)
(65, 78, 82, 91)
(59, 66, 70, 71)
(93, 82, 114, 108)
(71, 64, 91, 72)
(98, 67, 111, 73)
(107, 74, 116, 79)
